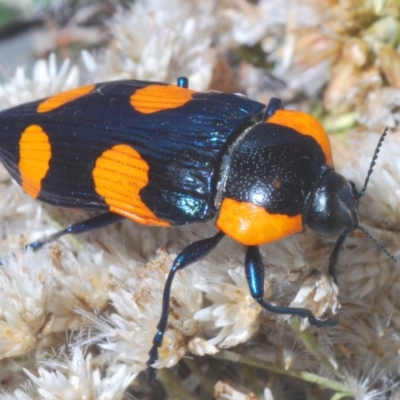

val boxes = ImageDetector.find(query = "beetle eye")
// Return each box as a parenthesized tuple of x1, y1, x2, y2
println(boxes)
(306, 171, 358, 236)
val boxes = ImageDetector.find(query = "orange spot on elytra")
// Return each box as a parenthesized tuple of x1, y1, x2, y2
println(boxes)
(93, 144, 170, 227)
(19, 125, 51, 198)
(130, 84, 196, 114)
(267, 109, 333, 166)
(216, 198, 303, 246)
(37, 84, 96, 113)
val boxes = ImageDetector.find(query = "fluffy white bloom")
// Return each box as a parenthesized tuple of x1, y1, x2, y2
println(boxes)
(221, 0, 315, 48)
(194, 267, 264, 348)
(288, 270, 339, 329)
(45, 242, 113, 333)
(0, 385, 36, 400)
(79, 249, 203, 371)
(355, 87, 400, 130)
(0, 54, 80, 109)
(342, 131, 400, 231)
(0, 391, 28, 400)
(332, 131, 400, 299)
(0, 250, 53, 358)
(12, 347, 136, 400)
(187, 336, 218, 356)
(82, 0, 216, 90)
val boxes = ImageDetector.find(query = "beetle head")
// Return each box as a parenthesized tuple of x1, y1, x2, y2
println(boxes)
(306, 171, 359, 236)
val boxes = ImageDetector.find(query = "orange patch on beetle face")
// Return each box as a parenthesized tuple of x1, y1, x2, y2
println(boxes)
(37, 84, 96, 113)
(130, 84, 196, 114)
(19, 125, 51, 198)
(216, 198, 303, 246)
(267, 109, 333, 166)
(93, 144, 170, 227)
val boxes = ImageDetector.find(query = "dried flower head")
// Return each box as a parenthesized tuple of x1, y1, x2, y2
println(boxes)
(288, 270, 339, 329)
(331, 131, 400, 298)
(79, 249, 203, 372)
(267, 0, 400, 129)
(194, 267, 264, 348)
(0, 250, 52, 358)
(0, 54, 80, 109)
(82, 0, 217, 91)
(21, 347, 136, 399)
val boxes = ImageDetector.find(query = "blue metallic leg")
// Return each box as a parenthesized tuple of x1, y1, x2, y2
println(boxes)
(27, 212, 124, 250)
(245, 246, 336, 327)
(146, 230, 225, 381)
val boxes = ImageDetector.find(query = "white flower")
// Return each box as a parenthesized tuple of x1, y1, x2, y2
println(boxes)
(82, 0, 216, 90)
(20, 347, 136, 400)
(45, 242, 113, 333)
(0, 385, 36, 400)
(194, 267, 264, 348)
(355, 87, 400, 129)
(220, 0, 289, 47)
(332, 131, 400, 298)
(0, 54, 80, 109)
(187, 336, 218, 356)
(79, 249, 203, 371)
(0, 249, 53, 358)
(343, 371, 397, 400)
(288, 269, 339, 328)
(342, 131, 400, 231)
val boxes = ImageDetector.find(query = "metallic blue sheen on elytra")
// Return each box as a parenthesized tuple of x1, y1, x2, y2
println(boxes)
(0, 80, 266, 225)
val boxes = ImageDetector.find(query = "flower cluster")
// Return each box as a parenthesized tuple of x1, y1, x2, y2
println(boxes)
(0, 54, 80, 109)
(81, 0, 217, 91)
(270, 0, 400, 130)
(0, 0, 399, 399)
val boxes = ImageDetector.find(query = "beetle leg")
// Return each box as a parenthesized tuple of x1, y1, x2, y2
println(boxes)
(26, 212, 124, 250)
(328, 232, 348, 285)
(245, 246, 336, 328)
(147, 230, 225, 382)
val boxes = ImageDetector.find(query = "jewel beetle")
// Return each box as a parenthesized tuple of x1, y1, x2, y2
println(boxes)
(0, 76, 393, 381)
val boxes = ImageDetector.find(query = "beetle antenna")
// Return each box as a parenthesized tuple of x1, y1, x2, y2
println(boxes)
(357, 224, 396, 263)
(357, 127, 388, 199)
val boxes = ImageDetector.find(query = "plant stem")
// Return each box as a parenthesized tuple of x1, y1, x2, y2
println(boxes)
(158, 368, 198, 400)
(214, 350, 352, 395)
(183, 358, 215, 396)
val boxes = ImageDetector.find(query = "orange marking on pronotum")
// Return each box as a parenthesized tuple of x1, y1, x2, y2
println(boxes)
(93, 144, 170, 227)
(19, 125, 51, 198)
(130, 84, 196, 114)
(267, 109, 333, 166)
(216, 198, 303, 246)
(37, 84, 96, 113)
